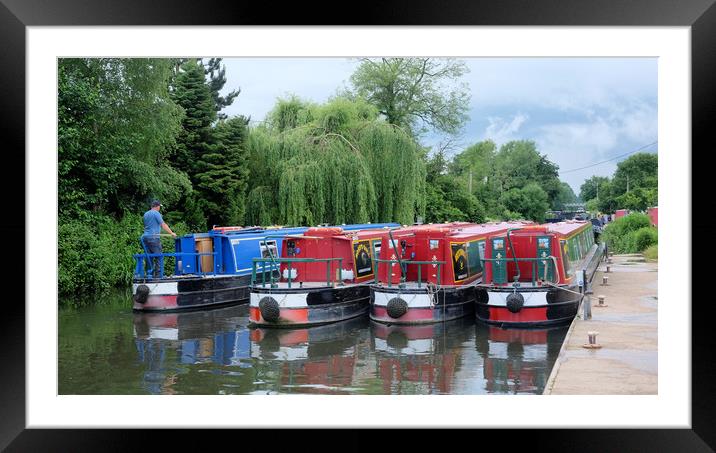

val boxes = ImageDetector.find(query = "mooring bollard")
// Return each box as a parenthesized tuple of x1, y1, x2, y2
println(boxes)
(601, 276, 609, 286)
(583, 330, 602, 349)
(606, 265, 611, 273)
(595, 295, 608, 308)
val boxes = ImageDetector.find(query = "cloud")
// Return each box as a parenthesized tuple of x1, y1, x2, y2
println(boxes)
(211, 57, 656, 194)
(535, 106, 657, 193)
(484, 113, 529, 145)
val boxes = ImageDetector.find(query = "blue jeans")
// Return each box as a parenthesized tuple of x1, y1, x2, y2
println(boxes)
(142, 237, 162, 278)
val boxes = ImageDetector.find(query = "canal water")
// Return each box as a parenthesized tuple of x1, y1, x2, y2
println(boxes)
(59, 290, 568, 395)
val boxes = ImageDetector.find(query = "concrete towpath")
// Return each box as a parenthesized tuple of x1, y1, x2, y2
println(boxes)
(544, 253, 657, 394)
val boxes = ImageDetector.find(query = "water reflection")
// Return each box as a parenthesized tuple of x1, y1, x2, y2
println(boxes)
(59, 294, 569, 395)
(133, 305, 251, 394)
(249, 317, 369, 394)
(370, 318, 474, 394)
(474, 323, 569, 394)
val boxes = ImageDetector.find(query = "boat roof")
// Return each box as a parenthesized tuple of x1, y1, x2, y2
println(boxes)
(544, 220, 591, 236)
(487, 220, 590, 238)
(208, 222, 401, 237)
(412, 220, 531, 240)
(448, 221, 531, 240)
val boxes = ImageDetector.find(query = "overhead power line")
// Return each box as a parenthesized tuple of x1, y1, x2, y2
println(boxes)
(559, 140, 658, 174)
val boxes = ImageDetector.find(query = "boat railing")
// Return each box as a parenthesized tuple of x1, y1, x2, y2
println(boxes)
(251, 257, 345, 289)
(133, 251, 218, 279)
(373, 259, 445, 288)
(480, 256, 560, 286)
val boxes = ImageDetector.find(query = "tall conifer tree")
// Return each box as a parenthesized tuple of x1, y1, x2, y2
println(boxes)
(171, 59, 216, 179)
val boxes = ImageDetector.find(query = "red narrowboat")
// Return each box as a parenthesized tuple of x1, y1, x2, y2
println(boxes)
(476, 221, 605, 328)
(370, 221, 530, 325)
(249, 227, 394, 327)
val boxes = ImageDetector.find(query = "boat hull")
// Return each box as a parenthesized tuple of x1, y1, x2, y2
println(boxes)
(248, 284, 370, 328)
(475, 286, 582, 328)
(369, 284, 476, 325)
(131, 274, 253, 312)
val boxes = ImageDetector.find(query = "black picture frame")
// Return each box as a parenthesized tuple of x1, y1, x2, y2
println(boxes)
(2, 0, 712, 450)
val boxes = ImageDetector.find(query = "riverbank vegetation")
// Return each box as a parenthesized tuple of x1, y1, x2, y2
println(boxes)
(601, 213, 658, 254)
(58, 57, 647, 302)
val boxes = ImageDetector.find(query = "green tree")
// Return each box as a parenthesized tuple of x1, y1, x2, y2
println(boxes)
(499, 183, 550, 222)
(58, 58, 188, 218)
(204, 58, 240, 120)
(553, 182, 578, 210)
(585, 198, 600, 213)
(194, 116, 250, 227)
(580, 175, 610, 202)
(449, 140, 496, 184)
(349, 58, 470, 137)
(611, 152, 658, 196)
(493, 140, 562, 207)
(614, 187, 656, 211)
(171, 59, 217, 179)
(244, 96, 426, 226)
(424, 150, 485, 223)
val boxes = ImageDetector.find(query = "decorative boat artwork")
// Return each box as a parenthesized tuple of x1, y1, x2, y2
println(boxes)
(131, 222, 398, 312)
(248, 226, 396, 327)
(369, 221, 530, 325)
(476, 221, 605, 328)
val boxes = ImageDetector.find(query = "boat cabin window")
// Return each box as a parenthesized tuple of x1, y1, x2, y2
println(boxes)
(466, 240, 485, 277)
(259, 240, 278, 259)
(371, 239, 381, 259)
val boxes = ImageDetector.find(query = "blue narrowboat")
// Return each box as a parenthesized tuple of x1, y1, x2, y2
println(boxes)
(132, 223, 399, 311)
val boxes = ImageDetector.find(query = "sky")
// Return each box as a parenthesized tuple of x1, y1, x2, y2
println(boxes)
(218, 57, 657, 195)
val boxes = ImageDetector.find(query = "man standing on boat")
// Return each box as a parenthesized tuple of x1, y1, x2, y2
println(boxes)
(142, 200, 177, 278)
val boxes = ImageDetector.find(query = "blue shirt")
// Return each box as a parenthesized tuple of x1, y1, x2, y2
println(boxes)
(143, 209, 164, 237)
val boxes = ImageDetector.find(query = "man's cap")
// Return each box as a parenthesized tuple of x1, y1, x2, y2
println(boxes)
(151, 200, 162, 207)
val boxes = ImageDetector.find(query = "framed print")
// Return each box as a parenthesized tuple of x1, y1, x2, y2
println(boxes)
(2, 0, 713, 449)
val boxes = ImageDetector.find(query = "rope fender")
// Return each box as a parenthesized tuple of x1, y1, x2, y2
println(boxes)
(506, 292, 525, 313)
(386, 297, 408, 319)
(133, 285, 150, 304)
(259, 297, 281, 322)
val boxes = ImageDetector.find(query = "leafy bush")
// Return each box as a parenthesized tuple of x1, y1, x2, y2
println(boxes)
(643, 244, 658, 261)
(632, 227, 658, 252)
(58, 214, 191, 304)
(602, 213, 656, 253)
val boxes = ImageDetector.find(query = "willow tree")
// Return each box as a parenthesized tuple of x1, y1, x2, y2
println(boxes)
(244, 96, 426, 226)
